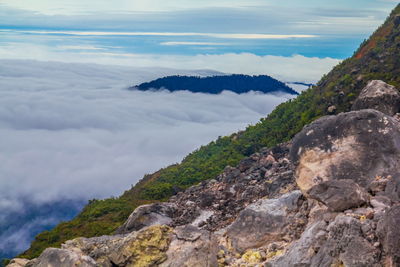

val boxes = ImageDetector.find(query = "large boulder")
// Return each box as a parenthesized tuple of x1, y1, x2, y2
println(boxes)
(116, 203, 176, 234)
(320, 215, 380, 267)
(377, 204, 400, 266)
(308, 179, 369, 212)
(62, 235, 123, 267)
(62, 224, 219, 267)
(267, 221, 328, 267)
(225, 191, 302, 252)
(290, 109, 400, 194)
(63, 225, 173, 267)
(352, 80, 400, 116)
(383, 174, 400, 203)
(160, 225, 218, 267)
(27, 248, 97, 267)
(6, 259, 30, 267)
(270, 216, 381, 267)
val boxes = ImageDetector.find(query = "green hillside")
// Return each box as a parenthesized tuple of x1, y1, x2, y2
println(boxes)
(20, 4, 400, 259)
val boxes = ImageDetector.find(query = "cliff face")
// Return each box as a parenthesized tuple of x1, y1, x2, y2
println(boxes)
(9, 79, 400, 266)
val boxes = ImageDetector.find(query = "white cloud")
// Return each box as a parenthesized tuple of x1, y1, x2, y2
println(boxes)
(57, 45, 105, 50)
(0, 44, 340, 83)
(160, 42, 229, 46)
(0, 29, 317, 39)
(0, 1, 396, 39)
(0, 200, 83, 258)
(0, 59, 298, 256)
(0, 0, 265, 15)
(1, 0, 396, 16)
(0, 58, 293, 210)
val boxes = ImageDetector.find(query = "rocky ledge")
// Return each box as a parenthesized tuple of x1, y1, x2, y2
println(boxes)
(9, 80, 400, 267)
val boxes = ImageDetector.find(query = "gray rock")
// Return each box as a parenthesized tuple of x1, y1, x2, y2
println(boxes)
(384, 174, 400, 202)
(371, 196, 391, 210)
(269, 221, 329, 267)
(377, 204, 400, 266)
(369, 175, 390, 194)
(62, 225, 173, 267)
(29, 248, 97, 267)
(226, 191, 302, 252)
(174, 225, 203, 242)
(6, 259, 30, 267)
(238, 157, 257, 172)
(290, 109, 400, 194)
(308, 179, 369, 212)
(323, 215, 380, 267)
(115, 202, 176, 234)
(160, 225, 218, 267)
(272, 215, 381, 267)
(62, 235, 124, 267)
(352, 80, 400, 115)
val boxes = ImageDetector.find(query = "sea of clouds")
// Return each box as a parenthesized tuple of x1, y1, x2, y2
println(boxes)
(0, 59, 295, 257)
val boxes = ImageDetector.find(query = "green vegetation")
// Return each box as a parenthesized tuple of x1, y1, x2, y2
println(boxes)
(1, 259, 10, 267)
(135, 74, 298, 95)
(20, 4, 400, 260)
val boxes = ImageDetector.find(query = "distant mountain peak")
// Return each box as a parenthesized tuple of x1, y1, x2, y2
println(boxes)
(130, 74, 299, 95)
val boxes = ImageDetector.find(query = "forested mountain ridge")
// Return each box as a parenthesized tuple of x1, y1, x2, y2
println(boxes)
(131, 74, 299, 95)
(17, 4, 400, 261)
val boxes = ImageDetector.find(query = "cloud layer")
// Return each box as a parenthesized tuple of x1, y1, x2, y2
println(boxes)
(3, 60, 282, 205)
(0, 45, 340, 83)
(0, 60, 296, 256)
(0, 30, 317, 39)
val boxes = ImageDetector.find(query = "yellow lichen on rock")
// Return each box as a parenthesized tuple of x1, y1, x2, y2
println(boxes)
(266, 249, 284, 260)
(331, 260, 346, 267)
(241, 250, 263, 264)
(125, 225, 172, 267)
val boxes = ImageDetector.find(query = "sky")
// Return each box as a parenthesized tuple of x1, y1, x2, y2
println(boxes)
(0, 0, 399, 259)
(0, 0, 398, 82)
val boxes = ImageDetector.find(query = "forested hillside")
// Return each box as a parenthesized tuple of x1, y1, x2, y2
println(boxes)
(132, 74, 299, 95)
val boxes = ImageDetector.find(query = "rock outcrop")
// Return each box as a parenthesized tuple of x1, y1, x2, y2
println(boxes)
(290, 109, 400, 195)
(377, 204, 400, 266)
(10, 80, 400, 266)
(116, 203, 176, 234)
(6, 259, 30, 267)
(226, 191, 303, 252)
(308, 179, 369, 212)
(161, 225, 218, 267)
(352, 80, 400, 115)
(27, 248, 97, 267)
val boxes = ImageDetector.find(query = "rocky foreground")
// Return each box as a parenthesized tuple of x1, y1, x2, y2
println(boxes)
(9, 80, 400, 266)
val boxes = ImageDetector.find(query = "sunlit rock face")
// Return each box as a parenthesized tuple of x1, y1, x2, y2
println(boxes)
(290, 109, 400, 195)
(352, 80, 400, 116)
(115, 203, 177, 234)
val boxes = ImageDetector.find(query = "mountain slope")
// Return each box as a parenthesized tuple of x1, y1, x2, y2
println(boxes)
(132, 74, 299, 95)
(20, 4, 400, 259)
